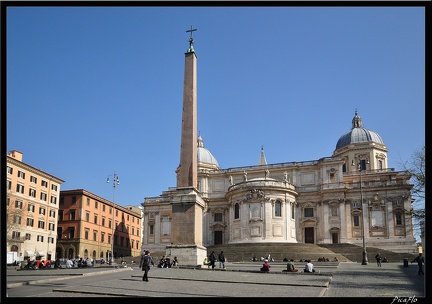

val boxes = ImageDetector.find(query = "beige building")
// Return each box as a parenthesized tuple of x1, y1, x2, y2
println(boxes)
(6, 150, 64, 262)
(58, 190, 142, 261)
(141, 30, 417, 262)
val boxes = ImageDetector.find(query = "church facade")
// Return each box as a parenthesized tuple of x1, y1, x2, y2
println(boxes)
(141, 30, 417, 258)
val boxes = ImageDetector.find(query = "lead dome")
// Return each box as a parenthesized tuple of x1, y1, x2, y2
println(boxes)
(335, 111, 385, 151)
(197, 135, 219, 169)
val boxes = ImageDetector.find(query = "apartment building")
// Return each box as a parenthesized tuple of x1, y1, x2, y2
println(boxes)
(6, 150, 64, 262)
(58, 189, 142, 261)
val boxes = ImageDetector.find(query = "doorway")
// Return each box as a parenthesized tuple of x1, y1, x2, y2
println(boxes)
(305, 227, 314, 243)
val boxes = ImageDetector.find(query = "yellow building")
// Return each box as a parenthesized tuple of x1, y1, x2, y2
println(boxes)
(6, 150, 64, 262)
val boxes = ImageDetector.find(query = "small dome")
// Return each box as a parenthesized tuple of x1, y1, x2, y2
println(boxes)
(335, 111, 385, 150)
(197, 135, 219, 168)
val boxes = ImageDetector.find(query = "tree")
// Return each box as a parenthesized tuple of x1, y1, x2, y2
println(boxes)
(398, 146, 425, 243)
(400, 146, 425, 216)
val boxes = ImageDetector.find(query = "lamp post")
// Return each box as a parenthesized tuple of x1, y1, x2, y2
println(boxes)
(352, 159, 369, 265)
(106, 173, 119, 265)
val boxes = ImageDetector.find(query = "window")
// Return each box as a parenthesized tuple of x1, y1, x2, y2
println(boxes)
(18, 170, 25, 179)
(29, 188, 36, 197)
(275, 201, 282, 217)
(49, 222, 55, 231)
(85, 229, 89, 240)
(25, 233, 31, 240)
(102, 217, 105, 227)
(37, 235, 44, 242)
(108, 235, 111, 245)
(7, 166, 13, 174)
(101, 233, 105, 243)
(234, 203, 240, 219)
(28, 204, 35, 212)
(93, 230, 97, 241)
(38, 220, 45, 229)
(15, 200, 23, 209)
(87, 198, 90, 206)
(132, 227, 135, 235)
(16, 184, 24, 194)
(58, 210, 64, 221)
(95, 201, 98, 209)
(70, 210, 76, 220)
(85, 212, 90, 221)
(342, 163, 347, 173)
(304, 208, 314, 217)
(102, 204, 106, 212)
(69, 227, 75, 238)
(214, 213, 222, 222)
(94, 215, 98, 224)
(51, 184, 57, 191)
(353, 215, 360, 227)
(27, 218, 34, 227)
(331, 205, 338, 216)
(30, 176, 37, 183)
(57, 227, 62, 239)
(39, 207, 46, 215)
(378, 160, 383, 170)
(149, 225, 154, 235)
(14, 215, 22, 225)
(395, 212, 403, 225)
(12, 231, 21, 239)
(109, 219, 112, 229)
(50, 195, 57, 204)
(71, 196, 76, 204)
(7, 180, 11, 190)
(48, 237, 54, 244)
(41, 180, 48, 188)
(40, 192, 47, 201)
(49, 210, 56, 218)
(291, 203, 295, 219)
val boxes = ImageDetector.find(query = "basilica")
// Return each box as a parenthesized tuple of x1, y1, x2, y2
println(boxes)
(140, 30, 416, 263)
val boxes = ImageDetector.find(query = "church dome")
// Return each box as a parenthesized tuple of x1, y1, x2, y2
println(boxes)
(335, 111, 385, 151)
(197, 135, 219, 169)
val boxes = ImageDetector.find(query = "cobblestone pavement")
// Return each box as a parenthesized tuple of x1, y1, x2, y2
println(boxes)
(5, 261, 426, 299)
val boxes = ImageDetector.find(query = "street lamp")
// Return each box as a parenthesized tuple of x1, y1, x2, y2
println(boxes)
(352, 159, 369, 265)
(106, 173, 119, 264)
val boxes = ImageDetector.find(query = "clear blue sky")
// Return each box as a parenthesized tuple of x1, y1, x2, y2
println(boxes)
(6, 6, 425, 209)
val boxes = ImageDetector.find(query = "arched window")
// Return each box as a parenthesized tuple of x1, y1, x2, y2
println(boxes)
(234, 203, 240, 219)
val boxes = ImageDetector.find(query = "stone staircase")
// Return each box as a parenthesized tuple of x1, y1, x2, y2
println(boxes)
(119, 243, 419, 264)
(206, 243, 419, 263)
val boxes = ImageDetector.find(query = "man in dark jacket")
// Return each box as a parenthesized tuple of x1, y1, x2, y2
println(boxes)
(139, 250, 155, 281)
(411, 253, 425, 275)
(218, 251, 226, 269)
(209, 251, 217, 269)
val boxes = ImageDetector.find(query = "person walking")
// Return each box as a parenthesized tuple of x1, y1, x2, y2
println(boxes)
(218, 251, 226, 269)
(411, 253, 425, 275)
(209, 251, 217, 270)
(139, 250, 155, 282)
(375, 253, 382, 267)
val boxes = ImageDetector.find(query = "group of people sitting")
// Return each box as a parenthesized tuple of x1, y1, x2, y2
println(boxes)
(157, 255, 179, 268)
(260, 258, 324, 273)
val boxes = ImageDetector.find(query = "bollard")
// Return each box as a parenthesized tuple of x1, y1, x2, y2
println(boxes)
(403, 258, 409, 267)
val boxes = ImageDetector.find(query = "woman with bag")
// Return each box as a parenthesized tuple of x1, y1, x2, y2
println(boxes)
(139, 250, 155, 282)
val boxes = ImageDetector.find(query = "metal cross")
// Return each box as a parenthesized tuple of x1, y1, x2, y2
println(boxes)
(186, 25, 197, 39)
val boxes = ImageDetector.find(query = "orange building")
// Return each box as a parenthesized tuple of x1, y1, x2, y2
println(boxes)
(58, 189, 142, 261)
(6, 150, 64, 262)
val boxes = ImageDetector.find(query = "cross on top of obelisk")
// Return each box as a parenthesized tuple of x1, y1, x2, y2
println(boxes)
(186, 25, 197, 53)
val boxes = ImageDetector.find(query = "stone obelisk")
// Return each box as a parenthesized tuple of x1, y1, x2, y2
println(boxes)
(167, 26, 206, 266)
